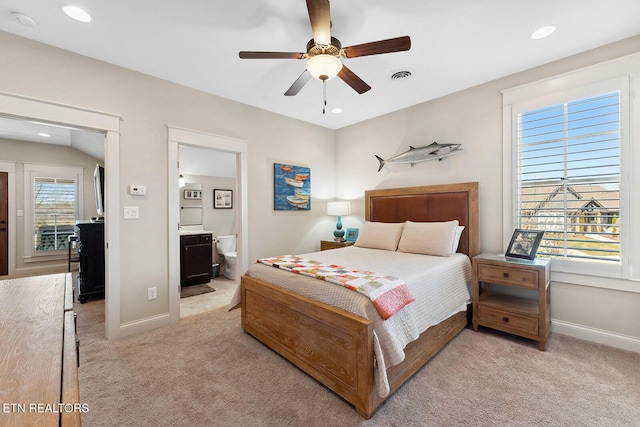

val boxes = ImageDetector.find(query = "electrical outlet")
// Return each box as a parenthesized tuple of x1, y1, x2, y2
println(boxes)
(147, 287, 157, 300)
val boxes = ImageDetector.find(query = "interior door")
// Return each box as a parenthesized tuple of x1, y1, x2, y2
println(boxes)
(0, 172, 8, 275)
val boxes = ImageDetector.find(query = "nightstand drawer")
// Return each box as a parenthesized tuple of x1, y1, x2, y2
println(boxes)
(477, 264, 538, 289)
(478, 305, 539, 335)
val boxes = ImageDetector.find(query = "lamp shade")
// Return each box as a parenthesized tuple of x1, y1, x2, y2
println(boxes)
(327, 201, 351, 216)
(306, 54, 343, 81)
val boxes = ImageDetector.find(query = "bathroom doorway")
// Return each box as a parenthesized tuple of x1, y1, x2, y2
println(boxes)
(167, 127, 248, 321)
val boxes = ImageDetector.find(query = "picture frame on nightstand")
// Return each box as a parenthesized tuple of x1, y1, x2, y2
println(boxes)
(505, 229, 544, 260)
(346, 228, 359, 242)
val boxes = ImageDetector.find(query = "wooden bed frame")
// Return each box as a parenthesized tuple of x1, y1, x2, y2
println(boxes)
(241, 182, 479, 418)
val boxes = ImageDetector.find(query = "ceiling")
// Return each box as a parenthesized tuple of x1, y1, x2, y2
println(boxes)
(0, 116, 105, 159)
(0, 0, 639, 132)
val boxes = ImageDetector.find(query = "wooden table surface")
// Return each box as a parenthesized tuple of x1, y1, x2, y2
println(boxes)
(0, 274, 67, 426)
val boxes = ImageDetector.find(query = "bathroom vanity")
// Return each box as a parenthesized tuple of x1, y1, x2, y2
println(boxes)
(180, 232, 213, 287)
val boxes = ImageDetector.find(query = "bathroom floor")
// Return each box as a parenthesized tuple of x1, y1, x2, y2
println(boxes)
(179, 276, 237, 318)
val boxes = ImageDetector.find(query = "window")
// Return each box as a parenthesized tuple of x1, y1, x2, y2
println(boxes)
(23, 164, 84, 259)
(503, 54, 640, 284)
(517, 92, 621, 262)
(33, 176, 77, 252)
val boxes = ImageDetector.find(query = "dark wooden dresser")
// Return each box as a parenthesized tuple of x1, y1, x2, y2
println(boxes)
(75, 220, 105, 303)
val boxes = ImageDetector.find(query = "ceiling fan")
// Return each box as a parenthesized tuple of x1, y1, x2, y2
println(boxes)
(239, 0, 411, 101)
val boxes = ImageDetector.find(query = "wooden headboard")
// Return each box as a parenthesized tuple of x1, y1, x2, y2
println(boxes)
(364, 182, 479, 258)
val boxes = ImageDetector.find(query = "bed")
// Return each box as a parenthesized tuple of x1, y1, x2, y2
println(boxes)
(239, 182, 479, 418)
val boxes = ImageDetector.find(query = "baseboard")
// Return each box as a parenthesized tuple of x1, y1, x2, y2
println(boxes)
(551, 319, 640, 353)
(118, 313, 173, 338)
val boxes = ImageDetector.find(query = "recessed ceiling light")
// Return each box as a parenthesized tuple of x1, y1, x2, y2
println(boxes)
(61, 5, 92, 23)
(530, 25, 556, 40)
(331, 108, 342, 114)
(38, 133, 51, 137)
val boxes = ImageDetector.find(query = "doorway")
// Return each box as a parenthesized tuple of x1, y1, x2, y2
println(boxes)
(0, 172, 7, 276)
(0, 91, 121, 338)
(167, 127, 248, 321)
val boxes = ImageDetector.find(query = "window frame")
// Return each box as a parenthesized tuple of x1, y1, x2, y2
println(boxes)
(502, 52, 640, 291)
(23, 163, 84, 261)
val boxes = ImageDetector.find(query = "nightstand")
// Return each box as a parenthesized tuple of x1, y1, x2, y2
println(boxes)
(320, 240, 355, 251)
(472, 253, 550, 351)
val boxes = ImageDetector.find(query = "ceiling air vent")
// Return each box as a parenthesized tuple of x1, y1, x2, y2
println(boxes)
(389, 70, 412, 81)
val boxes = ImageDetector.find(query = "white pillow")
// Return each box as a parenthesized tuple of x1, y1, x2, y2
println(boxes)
(397, 220, 461, 256)
(354, 221, 405, 251)
(452, 226, 465, 254)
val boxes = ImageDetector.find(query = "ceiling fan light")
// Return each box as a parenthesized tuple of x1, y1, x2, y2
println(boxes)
(306, 55, 343, 81)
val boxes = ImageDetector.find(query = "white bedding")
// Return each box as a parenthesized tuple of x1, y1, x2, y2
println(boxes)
(232, 246, 472, 397)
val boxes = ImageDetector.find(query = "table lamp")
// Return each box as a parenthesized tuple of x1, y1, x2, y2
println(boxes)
(327, 201, 351, 241)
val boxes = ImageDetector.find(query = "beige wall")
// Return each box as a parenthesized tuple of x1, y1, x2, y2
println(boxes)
(0, 30, 335, 328)
(1, 27, 638, 348)
(335, 36, 640, 346)
(0, 138, 101, 276)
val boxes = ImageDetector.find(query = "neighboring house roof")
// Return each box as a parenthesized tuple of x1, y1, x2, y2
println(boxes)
(520, 184, 619, 216)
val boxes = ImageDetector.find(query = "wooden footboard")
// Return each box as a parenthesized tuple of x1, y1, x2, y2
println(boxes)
(241, 275, 468, 419)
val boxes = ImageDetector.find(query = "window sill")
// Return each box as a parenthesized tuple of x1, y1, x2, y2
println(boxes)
(24, 252, 67, 263)
(550, 259, 639, 294)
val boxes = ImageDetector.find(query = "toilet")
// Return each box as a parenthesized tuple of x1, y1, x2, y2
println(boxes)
(215, 235, 237, 280)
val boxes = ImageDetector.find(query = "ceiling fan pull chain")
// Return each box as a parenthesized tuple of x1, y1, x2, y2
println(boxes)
(322, 78, 327, 114)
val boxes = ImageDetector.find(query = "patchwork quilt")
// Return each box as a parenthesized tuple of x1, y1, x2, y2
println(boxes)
(257, 255, 415, 319)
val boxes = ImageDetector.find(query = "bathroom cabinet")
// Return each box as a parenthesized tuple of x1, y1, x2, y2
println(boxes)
(180, 233, 213, 287)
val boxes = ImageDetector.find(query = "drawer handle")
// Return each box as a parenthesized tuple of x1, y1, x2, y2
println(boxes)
(503, 317, 509, 323)
(503, 273, 510, 278)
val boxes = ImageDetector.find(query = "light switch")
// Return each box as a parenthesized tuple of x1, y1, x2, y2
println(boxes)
(123, 206, 139, 219)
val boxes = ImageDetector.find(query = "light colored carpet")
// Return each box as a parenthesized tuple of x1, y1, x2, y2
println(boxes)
(76, 300, 640, 427)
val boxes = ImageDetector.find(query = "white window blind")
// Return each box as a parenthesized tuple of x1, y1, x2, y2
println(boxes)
(33, 177, 77, 252)
(517, 92, 621, 262)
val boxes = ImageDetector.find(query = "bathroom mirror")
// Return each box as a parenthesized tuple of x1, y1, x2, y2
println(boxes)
(180, 182, 203, 226)
(180, 207, 203, 225)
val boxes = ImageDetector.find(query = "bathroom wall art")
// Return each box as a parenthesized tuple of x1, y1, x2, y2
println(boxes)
(274, 163, 310, 211)
(213, 189, 233, 209)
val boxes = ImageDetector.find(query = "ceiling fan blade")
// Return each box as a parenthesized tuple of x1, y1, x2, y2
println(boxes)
(306, 0, 331, 46)
(284, 70, 312, 96)
(338, 65, 371, 94)
(239, 51, 305, 59)
(342, 36, 411, 58)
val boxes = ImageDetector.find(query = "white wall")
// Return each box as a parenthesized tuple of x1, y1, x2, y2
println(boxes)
(0, 137, 101, 276)
(335, 35, 640, 349)
(0, 30, 335, 333)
